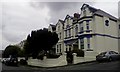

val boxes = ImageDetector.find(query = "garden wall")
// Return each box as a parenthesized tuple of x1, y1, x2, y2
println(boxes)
(73, 53, 96, 64)
(27, 53, 67, 67)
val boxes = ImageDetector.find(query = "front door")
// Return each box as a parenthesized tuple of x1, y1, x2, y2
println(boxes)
(66, 51, 73, 64)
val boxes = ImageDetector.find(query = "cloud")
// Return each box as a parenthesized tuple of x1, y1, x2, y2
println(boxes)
(93, 2, 118, 18)
(118, 1, 120, 18)
(2, 1, 50, 49)
(1, 0, 119, 50)
(30, 2, 95, 24)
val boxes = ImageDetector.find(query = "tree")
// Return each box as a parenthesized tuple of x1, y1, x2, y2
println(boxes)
(2, 45, 21, 58)
(24, 28, 59, 58)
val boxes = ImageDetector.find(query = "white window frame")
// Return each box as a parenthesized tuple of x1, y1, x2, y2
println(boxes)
(80, 38, 84, 49)
(75, 25, 78, 35)
(80, 22, 84, 32)
(86, 21, 89, 30)
(87, 38, 90, 49)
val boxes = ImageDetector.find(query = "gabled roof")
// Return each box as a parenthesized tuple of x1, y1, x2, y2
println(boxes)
(94, 9, 117, 20)
(89, 6, 98, 13)
(50, 24, 56, 31)
(81, 4, 118, 20)
(56, 19, 64, 25)
(64, 14, 73, 21)
(59, 19, 64, 24)
(50, 24, 56, 27)
(81, 4, 98, 12)
(81, 4, 89, 10)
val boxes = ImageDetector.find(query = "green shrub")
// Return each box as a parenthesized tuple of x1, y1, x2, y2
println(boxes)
(67, 57, 72, 63)
(72, 49, 84, 57)
(66, 51, 73, 63)
(19, 59, 28, 65)
(46, 53, 60, 58)
(37, 54, 44, 60)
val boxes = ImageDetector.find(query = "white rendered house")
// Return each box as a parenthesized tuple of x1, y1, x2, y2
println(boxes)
(48, 4, 120, 57)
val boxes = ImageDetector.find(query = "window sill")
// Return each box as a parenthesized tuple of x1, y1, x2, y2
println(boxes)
(86, 49, 93, 51)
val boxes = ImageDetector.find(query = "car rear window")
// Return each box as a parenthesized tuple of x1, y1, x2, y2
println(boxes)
(99, 52, 107, 55)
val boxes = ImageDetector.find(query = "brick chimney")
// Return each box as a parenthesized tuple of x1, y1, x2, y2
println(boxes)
(74, 13, 80, 18)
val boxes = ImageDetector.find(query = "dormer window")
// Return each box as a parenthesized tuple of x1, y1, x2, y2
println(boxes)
(83, 9, 86, 16)
(86, 21, 89, 30)
(75, 25, 78, 35)
(82, 4, 87, 10)
(82, 4, 87, 16)
(105, 20, 109, 26)
(66, 25, 70, 28)
(58, 25, 60, 31)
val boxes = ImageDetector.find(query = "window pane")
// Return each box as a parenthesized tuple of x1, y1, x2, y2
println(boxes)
(79, 22, 83, 32)
(87, 38, 90, 43)
(65, 30, 67, 38)
(87, 26, 89, 30)
(59, 33, 61, 39)
(60, 44, 61, 52)
(105, 20, 109, 26)
(86, 21, 89, 30)
(81, 27, 83, 31)
(86, 21, 89, 24)
(75, 25, 78, 35)
(83, 10, 86, 16)
(66, 48, 67, 52)
(69, 29, 71, 37)
(80, 38, 84, 49)
(87, 38, 90, 48)
(119, 25, 120, 29)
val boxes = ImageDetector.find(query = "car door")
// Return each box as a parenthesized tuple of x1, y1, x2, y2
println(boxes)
(111, 51, 118, 60)
(112, 51, 119, 60)
(109, 51, 115, 60)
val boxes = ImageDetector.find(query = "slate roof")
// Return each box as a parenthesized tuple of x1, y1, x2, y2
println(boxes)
(59, 19, 64, 25)
(81, 4, 118, 20)
(50, 24, 56, 31)
(94, 9, 117, 20)
(64, 14, 73, 21)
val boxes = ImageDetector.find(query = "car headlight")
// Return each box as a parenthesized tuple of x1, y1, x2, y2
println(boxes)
(102, 57, 106, 58)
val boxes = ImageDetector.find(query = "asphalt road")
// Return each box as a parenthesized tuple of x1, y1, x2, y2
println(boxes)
(1, 61, 120, 72)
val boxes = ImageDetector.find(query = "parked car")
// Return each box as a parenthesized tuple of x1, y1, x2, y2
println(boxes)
(4, 57, 18, 66)
(1, 58, 9, 63)
(19, 59, 28, 65)
(96, 51, 120, 62)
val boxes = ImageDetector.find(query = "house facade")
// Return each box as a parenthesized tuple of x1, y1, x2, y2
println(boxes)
(48, 4, 120, 57)
(118, 19, 120, 53)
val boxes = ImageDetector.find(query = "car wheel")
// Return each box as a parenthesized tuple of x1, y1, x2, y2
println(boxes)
(109, 57, 112, 62)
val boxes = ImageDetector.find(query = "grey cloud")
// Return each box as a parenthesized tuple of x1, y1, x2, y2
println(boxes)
(30, 2, 95, 24)
(2, 1, 118, 50)
(118, 1, 120, 18)
(3, 32, 23, 43)
(2, 2, 94, 50)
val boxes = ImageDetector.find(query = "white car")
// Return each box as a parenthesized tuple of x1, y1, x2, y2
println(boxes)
(1, 58, 10, 63)
(96, 51, 120, 62)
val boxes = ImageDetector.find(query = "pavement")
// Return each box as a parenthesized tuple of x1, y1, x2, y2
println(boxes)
(1, 60, 120, 72)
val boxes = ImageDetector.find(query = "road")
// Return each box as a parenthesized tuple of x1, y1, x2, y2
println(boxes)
(1, 61, 120, 72)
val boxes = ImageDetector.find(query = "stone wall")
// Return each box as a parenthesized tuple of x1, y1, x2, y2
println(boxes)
(27, 53, 67, 67)
(73, 53, 96, 64)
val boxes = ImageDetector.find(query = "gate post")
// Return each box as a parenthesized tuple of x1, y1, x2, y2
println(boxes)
(72, 53, 77, 64)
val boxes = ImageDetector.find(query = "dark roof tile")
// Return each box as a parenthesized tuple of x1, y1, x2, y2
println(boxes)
(94, 9, 117, 20)
(81, 4, 118, 20)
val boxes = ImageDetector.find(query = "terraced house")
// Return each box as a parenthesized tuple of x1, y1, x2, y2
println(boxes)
(48, 4, 120, 57)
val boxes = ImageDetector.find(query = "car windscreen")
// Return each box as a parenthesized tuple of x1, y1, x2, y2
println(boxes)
(99, 52, 107, 56)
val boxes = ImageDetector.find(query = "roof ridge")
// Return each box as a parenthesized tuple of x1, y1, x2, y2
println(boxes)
(95, 9, 117, 20)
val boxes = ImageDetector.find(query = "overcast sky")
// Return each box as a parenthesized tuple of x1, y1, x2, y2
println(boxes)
(0, 0, 119, 50)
